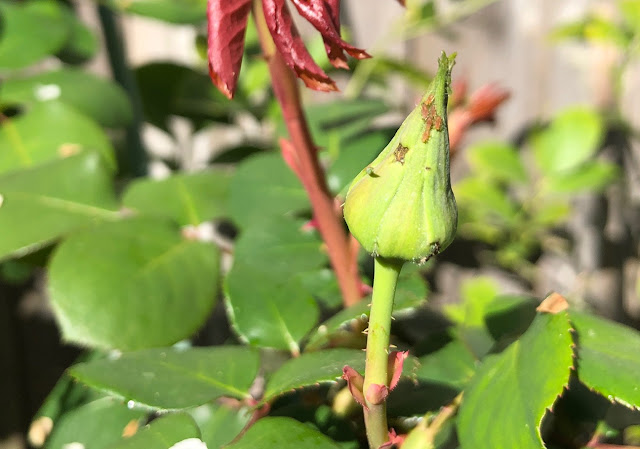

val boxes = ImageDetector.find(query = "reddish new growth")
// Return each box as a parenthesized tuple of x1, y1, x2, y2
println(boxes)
(342, 351, 409, 409)
(420, 94, 442, 143)
(447, 81, 510, 151)
(206, 0, 407, 98)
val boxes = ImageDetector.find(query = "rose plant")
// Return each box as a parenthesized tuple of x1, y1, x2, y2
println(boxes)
(0, 1, 639, 449)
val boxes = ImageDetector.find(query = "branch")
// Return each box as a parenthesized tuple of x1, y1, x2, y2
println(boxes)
(252, 0, 362, 307)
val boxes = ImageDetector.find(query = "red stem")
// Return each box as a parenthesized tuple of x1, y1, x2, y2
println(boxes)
(252, 0, 362, 307)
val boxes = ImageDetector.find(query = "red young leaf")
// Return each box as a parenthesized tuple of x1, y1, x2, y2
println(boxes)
(466, 83, 510, 124)
(380, 429, 406, 449)
(290, 0, 370, 69)
(365, 383, 389, 405)
(207, 0, 252, 99)
(387, 351, 408, 391)
(342, 365, 367, 408)
(262, 0, 338, 92)
(322, 0, 348, 68)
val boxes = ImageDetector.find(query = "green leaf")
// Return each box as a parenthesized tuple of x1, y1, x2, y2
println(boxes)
(106, 0, 207, 24)
(224, 261, 319, 353)
(189, 403, 251, 449)
(305, 267, 428, 350)
(570, 311, 640, 409)
(43, 398, 146, 449)
(484, 295, 537, 341)
(0, 152, 118, 261)
(551, 17, 631, 47)
(224, 217, 325, 353)
(457, 311, 574, 449)
(621, 0, 640, 33)
(0, 101, 115, 175)
(122, 170, 231, 226)
(48, 217, 219, 350)
(444, 277, 498, 328)
(416, 340, 476, 390)
(70, 346, 259, 410)
(135, 62, 231, 132)
(56, 13, 99, 64)
(264, 349, 366, 401)
(228, 152, 308, 228)
(304, 99, 388, 149)
(0, 0, 70, 69)
(1, 69, 132, 128)
(107, 413, 201, 449)
(233, 217, 326, 276)
(467, 141, 527, 183)
(454, 178, 518, 224)
(532, 201, 571, 226)
(543, 160, 619, 194)
(532, 107, 604, 174)
(296, 268, 343, 308)
(226, 417, 341, 449)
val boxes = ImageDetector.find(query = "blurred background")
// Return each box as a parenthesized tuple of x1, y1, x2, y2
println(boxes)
(2, 0, 640, 447)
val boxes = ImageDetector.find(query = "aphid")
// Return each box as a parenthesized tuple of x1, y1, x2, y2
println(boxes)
(434, 115, 443, 131)
(393, 144, 409, 164)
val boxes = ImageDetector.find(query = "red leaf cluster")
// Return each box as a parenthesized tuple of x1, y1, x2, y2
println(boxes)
(207, 0, 384, 98)
(207, 0, 252, 99)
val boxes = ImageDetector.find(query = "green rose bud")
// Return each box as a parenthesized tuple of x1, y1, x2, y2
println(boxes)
(343, 52, 458, 263)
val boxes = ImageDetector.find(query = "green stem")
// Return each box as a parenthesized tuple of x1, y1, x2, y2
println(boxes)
(97, 5, 148, 177)
(363, 257, 403, 449)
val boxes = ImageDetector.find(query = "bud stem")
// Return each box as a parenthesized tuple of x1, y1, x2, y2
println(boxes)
(363, 257, 403, 448)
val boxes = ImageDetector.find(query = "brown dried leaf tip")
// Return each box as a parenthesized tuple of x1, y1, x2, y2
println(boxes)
(536, 292, 569, 314)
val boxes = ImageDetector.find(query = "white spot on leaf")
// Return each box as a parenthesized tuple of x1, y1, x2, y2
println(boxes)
(63, 443, 85, 449)
(168, 438, 208, 449)
(35, 84, 61, 101)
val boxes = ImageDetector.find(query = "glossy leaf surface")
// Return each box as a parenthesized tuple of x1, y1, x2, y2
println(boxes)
(225, 261, 319, 353)
(107, 413, 201, 449)
(458, 311, 573, 449)
(49, 217, 219, 350)
(0, 0, 70, 69)
(44, 398, 145, 449)
(122, 170, 230, 226)
(1, 69, 132, 128)
(70, 347, 259, 410)
(228, 152, 308, 228)
(0, 101, 115, 175)
(0, 152, 118, 260)
(571, 311, 640, 409)
(226, 417, 341, 449)
(264, 349, 366, 401)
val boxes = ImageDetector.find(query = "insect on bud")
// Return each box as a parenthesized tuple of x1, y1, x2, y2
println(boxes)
(343, 52, 458, 263)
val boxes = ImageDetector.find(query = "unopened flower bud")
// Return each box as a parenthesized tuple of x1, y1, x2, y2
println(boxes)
(343, 52, 458, 262)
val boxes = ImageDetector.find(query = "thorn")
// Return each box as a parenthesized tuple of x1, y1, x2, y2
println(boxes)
(389, 344, 397, 349)
(362, 329, 369, 335)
